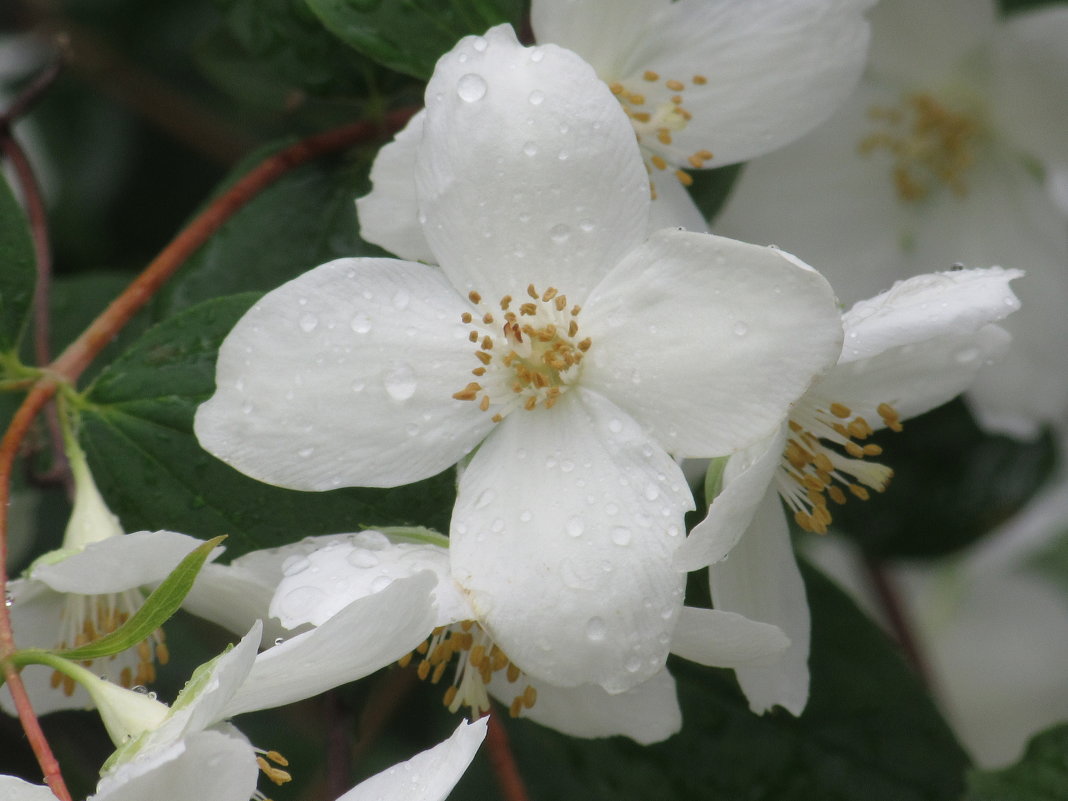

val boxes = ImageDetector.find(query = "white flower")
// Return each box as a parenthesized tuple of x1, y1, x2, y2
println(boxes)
(359, 3, 873, 250)
(266, 530, 791, 744)
(676, 267, 1022, 715)
(716, 0, 1068, 436)
(0, 438, 211, 715)
(195, 25, 843, 695)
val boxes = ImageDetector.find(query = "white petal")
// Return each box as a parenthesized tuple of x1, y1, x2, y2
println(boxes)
(623, 0, 873, 166)
(670, 606, 789, 668)
(646, 178, 707, 234)
(355, 110, 435, 263)
(181, 562, 284, 647)
(450, 389, 692, 693)
(675, 426, 786, 571)
(989, 7, 1068, 168)
(581, 229, 842, 458)
(492, 669, 681, 745)
(867, 0, 996, 86)
(0, 776, 56, 801)
(224, 571, 438, 717)
(709, 490, 810, 715)
(195, 258, 493, 490)
(93, 731, 257, 801)
(268, 535, 467, 630)
(905, 154, 1068, 433)
(713, 81, 912, 308)
(33, 531, 206, 593)
(416, 25, 649, 303)
(817, 267, 1021, 428)
(336, 718, 486, 801)
(530, 0, 667, 78)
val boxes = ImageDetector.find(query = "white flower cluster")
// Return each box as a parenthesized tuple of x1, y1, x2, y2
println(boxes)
(6, 0, 1061, 795)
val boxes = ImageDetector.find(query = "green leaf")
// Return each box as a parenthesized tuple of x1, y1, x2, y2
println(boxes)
(0, 170, 37, 354)
(450, 561, 969, 801)
(966, 723, 1068, 800)
(305, 0, 526, 80)
(154, 143, 384, 319)
(53, 536, 224, 661)
(687, 163, 744, 224)
(831, 399, 1057, 558)
(79, 294, 455, 557)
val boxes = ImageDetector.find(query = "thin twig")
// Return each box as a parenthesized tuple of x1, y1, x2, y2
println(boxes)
(861, 554, 932, 686)
(0, 57, 64, 131)
(486, 714, 530, 801)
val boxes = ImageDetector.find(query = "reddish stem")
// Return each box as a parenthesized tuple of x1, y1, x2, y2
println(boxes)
(861, 554, 932, 686)
(486, 714, 530, 801)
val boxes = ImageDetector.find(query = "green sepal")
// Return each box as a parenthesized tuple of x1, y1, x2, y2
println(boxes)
(965, 723, 1068, 800)
(703, 456, 729, 504)
(50, 536, 225, 662)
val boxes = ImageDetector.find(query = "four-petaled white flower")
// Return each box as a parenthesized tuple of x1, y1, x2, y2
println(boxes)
(268, 529, 791, 744)
(676, 267, 1022, 715)
(195, 24, 843, 697)
(716, 0, 1068, 436)
(359, 2, 875, 253)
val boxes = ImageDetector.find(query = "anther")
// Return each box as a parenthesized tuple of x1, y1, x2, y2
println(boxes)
(693, 74, 708, 85)
(500, 295, 512, 310)
(651, 155, 668, 170)
(643, 70, 659, 81)
(541, 287, 558, 301)
(526, 283, 538, 299)
(482, 313, 494, 324)
(461, 312, 472, 323)
(829, 403, 851, 418)
(468, 331, 478, 343)
(468, 291, 481, 304)
(665, 79, 684, 91)
(674, 169, 693, 186)
(609, 82, 624, 95)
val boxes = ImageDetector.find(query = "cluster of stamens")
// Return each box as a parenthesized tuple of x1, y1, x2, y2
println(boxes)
(778, 401, 903, 534)
(858, 92, 982, 202)
(398, 621, 537, 718)
(610, 71, 713, 197)
(452, 284, 590, 421)
(50, 591, 168, 695)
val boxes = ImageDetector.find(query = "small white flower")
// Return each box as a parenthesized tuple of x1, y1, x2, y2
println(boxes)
(717, 0, 1068, 435)
(266, 530, 791, 744)
(195, 25, 843, 695)
(677, 267, 1023, 715)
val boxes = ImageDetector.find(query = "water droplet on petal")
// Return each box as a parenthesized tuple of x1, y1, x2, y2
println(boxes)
(608, 419, 623, 434)
(383, 363, 417, 401)
(351, 378, 365, 393)
(392, 289, 410, 310)
(528, 89, 545, 105)
(475, 489, 496, 509)
(529, 46, 545, 62)
(274, 637, 285, 646)
(611, 526, 632, 546)
(519, 509, 532, 523)
(522, 141, 538, 157)
(566, 516, 584, 537)
(282, 556, 311, 577)
(350, 314, 372, 333)
(471, 36, 488, 52)
(549, 223, 570, 243)
(955, 347, 979, 364)
(347, 549, 380, 568)
(578, 219, 595, 233)
(733, 321, 749, 337)
(354, 530, 391, 550)
(299, 314, 318, 333)
(644, 484, 660, 501)
(624, 654, 642, 673)
(586, 617, 607, 641)
(456, 73, 487, 103)
(371, 575, 393, 593)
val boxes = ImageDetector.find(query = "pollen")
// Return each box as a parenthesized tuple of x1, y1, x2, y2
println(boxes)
(777, 399, 904, 534)
(859, 92, 982, 202)
(610, 70, 715, 195)
(50, 591, 168, 695)
(398, 622, 536, 718)
(453, 284, 589, 423)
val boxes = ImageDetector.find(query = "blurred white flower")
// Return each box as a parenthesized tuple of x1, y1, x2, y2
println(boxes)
(197, 25, 842, 696)
(716, 0, 1068, 436)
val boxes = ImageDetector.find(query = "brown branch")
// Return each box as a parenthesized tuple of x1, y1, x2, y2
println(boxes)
(0, 56, 64, 131)
(486, 714, 530, 801)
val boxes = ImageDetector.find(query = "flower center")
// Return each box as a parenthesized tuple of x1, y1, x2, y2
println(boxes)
(398, 620, 537, 718)
(50, 591, 169, 695)
(452, 285, 590, 422)
(609, 71, 714, 198)
(778, 400, 903, 534)
(858, 92, 983, 203)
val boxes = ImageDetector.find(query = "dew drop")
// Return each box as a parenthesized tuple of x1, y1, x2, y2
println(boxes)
(354, 530, 391, 550)
(560, 459, 575, 473)
(299, 313, 319, 333)
(605, 502, 619, 516)
(585, 617, 607, 641)
(475, 489, 496, 509)
(347, 548, 380, 568)
(522, 141, 538, 157)
(607, 418, 623, 434)
(392, 289, 410, 310)
(529, 47, 545, 62)
(578, 219, 595, 233)
(644, 484, 660, 501)
(3, 591, 11, 607)
(558, 150, 569, 161)
(519, 509, 533, 523)
(471, 36, 488, 52)
(456, 73, 488, 103)
(528, 89, 545, 105)
(611, 526, 632, 546)
(624, 654, 642, 673)
(350, 314, 372, 333)
(147, 691, 157, 700)
(241, 401, 253, 415)
(281, 556, 311, 577)
(274, 637, 285, 646)
(549, 223, 570, 243)
(955, 347, 979, 364)
(566, 516, 585, 537)
(383, 363, 418, 401)
(132, 685, 147, 694)
(732, 321, 749, 337)
(491, 517, 505, 533)
(351, 378, 366, 393)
